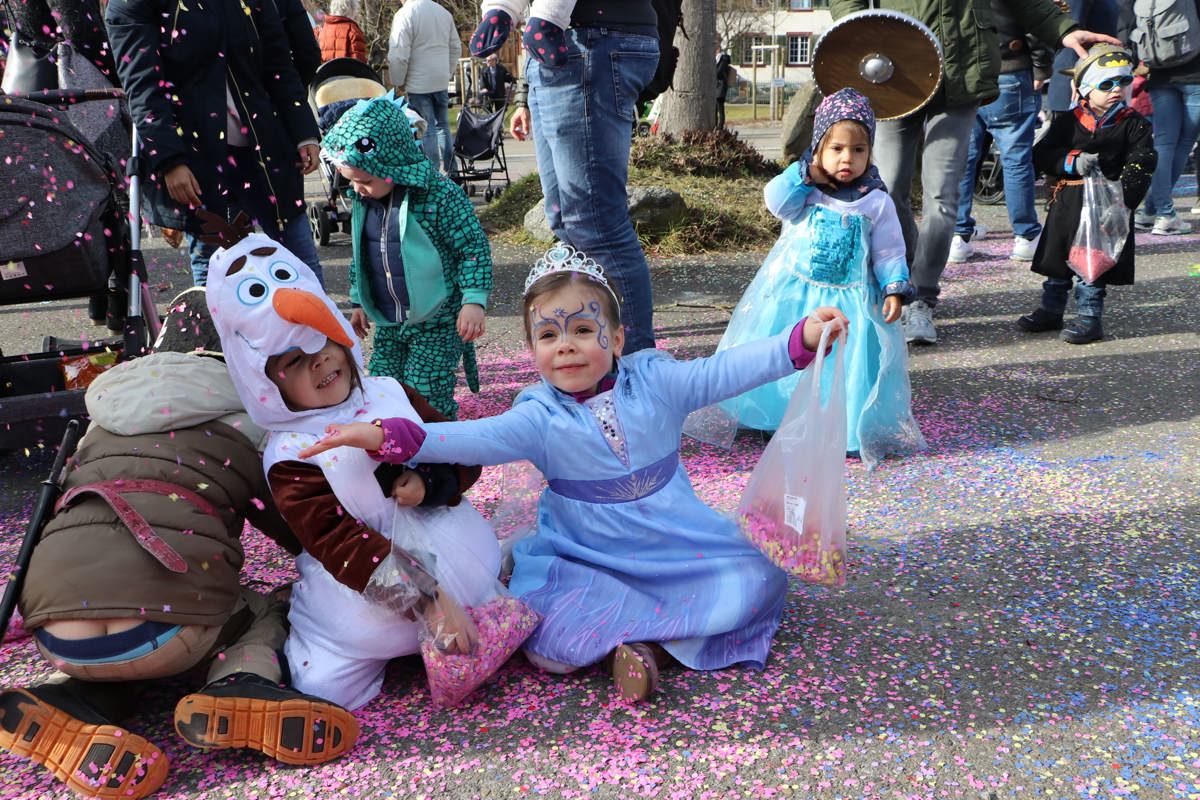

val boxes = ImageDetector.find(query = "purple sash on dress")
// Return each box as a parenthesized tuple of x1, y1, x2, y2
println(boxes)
(547, 452, 678, 504)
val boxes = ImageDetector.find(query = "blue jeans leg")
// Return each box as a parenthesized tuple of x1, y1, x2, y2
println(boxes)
(1074, 279, 1106, 318)
(186, 210, 323, 288)
(1040, 276, 1072, 315)
(274, 210, 324, 287)
(187, 233, 216, 286)
(954, 114, 987, 237)
(984, 71, 1042, 240)
(408, 91, 454, 172)
(875, 102, 979, 307)
(1146, 85, 1200, 217)
(526, 27, 660, 352)
(1041, 276, 1105, 317)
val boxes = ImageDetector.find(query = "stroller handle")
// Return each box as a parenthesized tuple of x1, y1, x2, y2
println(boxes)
(5, 88, 126, 107)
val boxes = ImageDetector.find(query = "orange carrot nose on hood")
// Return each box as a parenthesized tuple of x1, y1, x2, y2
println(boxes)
(272, 288, 355, 349)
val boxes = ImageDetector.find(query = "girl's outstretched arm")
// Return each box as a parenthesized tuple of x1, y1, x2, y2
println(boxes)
(646, 309, 848, 414)
(300, 401, 547, 467)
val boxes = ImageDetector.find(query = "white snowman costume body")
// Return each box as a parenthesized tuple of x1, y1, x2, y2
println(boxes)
(207, 231, 500, 710)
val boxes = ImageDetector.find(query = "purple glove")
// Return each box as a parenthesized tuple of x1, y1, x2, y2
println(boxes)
(523, 17, 569, 67)
(787, 318, 817, 371)
(369, 417, 428, 463)
(470, 9, 513, 58)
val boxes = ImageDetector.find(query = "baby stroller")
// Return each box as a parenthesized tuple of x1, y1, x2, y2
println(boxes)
(0, 47, 160, 450)
(451, 102, 511, 202)
(308, 57, 391, 245)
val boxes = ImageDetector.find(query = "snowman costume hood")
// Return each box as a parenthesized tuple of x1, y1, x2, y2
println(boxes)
(207, 227, 501, 710)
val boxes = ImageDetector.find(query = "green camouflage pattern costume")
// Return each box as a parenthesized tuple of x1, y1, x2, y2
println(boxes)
(322, 94, 492, 418)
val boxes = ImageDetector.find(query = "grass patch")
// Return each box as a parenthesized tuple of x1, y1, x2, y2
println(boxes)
(481, 131, 783, 255)
(478, 172, 544, 232)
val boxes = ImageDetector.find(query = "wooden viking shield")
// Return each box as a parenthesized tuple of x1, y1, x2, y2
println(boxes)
(811, 9, 944, 120)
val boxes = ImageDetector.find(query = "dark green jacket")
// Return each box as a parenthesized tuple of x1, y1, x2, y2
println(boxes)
(829, 0, 1077, 107)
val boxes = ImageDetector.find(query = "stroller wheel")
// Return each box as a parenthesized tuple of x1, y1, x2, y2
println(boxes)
(484, 188, 493, 202)
(308, 205, 323, 244)
(309, 205, 333, 246)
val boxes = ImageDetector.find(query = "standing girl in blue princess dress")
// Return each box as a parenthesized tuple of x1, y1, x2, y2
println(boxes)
(300, 245, 849, 703)
(715, 88, 925, 467)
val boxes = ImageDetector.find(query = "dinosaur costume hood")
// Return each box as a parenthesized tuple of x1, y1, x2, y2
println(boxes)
(321, 92, 433, 192)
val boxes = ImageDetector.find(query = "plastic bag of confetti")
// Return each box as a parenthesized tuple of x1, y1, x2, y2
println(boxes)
(420, 594, 541, 708)
(736, 323, 848, 586)
(1068, 176, 1128, 284)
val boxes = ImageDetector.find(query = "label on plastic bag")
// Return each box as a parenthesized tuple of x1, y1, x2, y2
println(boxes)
(1, 261, 28, 280)
(783, 493, 806, 534)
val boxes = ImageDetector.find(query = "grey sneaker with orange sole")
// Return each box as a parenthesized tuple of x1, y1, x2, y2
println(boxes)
(0, 685, 168, 800)
(174, 672, 359, 766)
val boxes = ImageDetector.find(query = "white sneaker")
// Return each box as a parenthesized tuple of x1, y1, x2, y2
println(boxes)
(1134, 211, 1155, 230)
(1191, 201, 1200, 215)
(901, 299, 937, 344)
(1010, 233, 1039, 261)
(1151, 214, 1192, 235)
(972, 223, 988, 239)
(947, 235, 974, 263)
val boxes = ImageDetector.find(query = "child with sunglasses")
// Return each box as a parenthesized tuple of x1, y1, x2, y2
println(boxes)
(1017, 45, 1156, 344)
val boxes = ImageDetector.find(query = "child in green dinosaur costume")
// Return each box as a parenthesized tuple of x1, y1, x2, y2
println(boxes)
(321, 93, 493, 418)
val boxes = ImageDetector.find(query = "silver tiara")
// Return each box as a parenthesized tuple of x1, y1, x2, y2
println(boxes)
(523, 244, 614, 296)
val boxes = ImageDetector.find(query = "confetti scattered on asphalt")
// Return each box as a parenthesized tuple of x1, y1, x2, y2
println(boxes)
(1, 232, 1197, 799)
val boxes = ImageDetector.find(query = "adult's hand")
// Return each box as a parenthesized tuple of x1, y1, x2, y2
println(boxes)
(164, 164, 202, 208)
(297, 143, 320, 175)
(1061, 29, 1121, 58)
(510, 107, 532, 141)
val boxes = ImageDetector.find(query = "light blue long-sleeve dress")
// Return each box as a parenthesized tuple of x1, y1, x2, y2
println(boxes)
(410, 331, 798, 671)
(718, 161, 925, 466)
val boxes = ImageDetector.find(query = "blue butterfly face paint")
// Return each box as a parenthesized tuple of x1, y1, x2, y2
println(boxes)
(529, 286, 623, 395)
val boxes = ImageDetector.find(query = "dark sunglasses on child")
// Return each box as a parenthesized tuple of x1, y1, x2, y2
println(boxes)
(1095, 75, 1134, 91)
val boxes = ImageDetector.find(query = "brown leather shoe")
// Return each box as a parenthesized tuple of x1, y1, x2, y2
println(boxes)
(610, 643, 660, 702)
(161, 227, 184, 248)
(0, 686, 168, 799)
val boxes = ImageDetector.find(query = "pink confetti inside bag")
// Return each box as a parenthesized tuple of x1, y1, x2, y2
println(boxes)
(736, 324, 848, 587)
(1068, 176, 1128, 284)
(420, 595, 541, 708)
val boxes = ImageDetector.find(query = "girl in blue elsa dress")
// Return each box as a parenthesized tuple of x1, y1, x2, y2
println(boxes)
(717, 88, 925, 467)
(299, 244, 850, 703)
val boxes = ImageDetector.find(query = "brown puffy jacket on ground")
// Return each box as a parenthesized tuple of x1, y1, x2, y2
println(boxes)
(20, 353, 299, 630)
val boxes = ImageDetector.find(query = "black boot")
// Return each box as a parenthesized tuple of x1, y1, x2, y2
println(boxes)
(0, 684, 168, 799)
(1016, 307, 1064, 333)
(1060, 315, 1103, 344)
(174, 672, 359, 766)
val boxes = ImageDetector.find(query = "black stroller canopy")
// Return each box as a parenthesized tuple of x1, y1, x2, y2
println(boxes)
(312, 58, 384, 92)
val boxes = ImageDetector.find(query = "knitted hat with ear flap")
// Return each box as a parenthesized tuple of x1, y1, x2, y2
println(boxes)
(811, 87, 876, 152)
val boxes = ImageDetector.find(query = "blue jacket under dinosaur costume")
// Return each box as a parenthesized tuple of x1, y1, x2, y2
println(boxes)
(321, 93, 493, 418)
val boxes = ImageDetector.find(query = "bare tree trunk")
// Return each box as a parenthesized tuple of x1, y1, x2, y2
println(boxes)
(657, 0, 717, 136)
